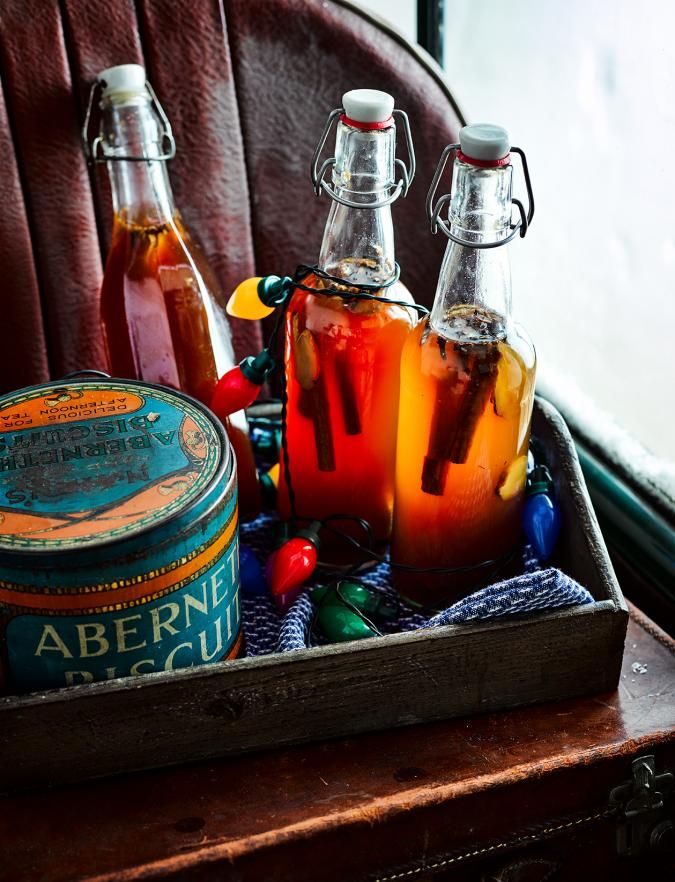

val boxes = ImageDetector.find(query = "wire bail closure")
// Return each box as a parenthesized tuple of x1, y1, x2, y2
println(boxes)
(426, 144, 535, 249)
(82, 78, 176, 164)
(311, 107, 416, 210)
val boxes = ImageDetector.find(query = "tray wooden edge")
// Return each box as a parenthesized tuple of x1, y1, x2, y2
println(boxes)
(533, 396, 627, 614)
(0, 598, 620, 712)
(0, 598, 627, 791)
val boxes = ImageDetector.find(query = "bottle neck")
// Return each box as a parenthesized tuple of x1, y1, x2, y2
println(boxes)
(100, 94, 176, 227)
(318, 119, 396, 286)
(430, 160, 513, 339)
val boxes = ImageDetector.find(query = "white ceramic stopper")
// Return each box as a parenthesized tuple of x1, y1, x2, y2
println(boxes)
(342, 89, 395, 124)
(99, 64, 147, 99)
(459, 123, 510, 161)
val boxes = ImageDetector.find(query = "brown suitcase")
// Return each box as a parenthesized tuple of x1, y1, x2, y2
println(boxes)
(2, 602, 673, 882)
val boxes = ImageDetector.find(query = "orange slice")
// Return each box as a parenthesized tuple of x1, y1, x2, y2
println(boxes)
(494, 342, 526, 420)
(294, 329, 320, 391)
(496, 455, 528, 500)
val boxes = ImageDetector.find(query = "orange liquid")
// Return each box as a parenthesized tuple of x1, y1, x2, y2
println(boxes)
(100, 213, 261, 517)
(277, 272, 414, 554)
(391, 307, 535, 608)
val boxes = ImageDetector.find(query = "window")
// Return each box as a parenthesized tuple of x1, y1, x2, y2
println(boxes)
(360, 0, 675, 476)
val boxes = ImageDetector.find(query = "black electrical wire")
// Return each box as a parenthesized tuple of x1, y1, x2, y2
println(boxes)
(291, 263, 429, 317)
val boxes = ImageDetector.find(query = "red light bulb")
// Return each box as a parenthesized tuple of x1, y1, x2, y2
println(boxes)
(267, 522, 321, 611)
(210, 350, 275, 419)
(211, 365, 260, 417)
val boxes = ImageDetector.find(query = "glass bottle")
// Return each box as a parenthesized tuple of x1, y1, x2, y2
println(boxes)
(391, 124, 536, 608)
(277, 90, 416, 553)
(91, 64, 260, 517)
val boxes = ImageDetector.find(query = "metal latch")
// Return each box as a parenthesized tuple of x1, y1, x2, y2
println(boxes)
(609, 755, 674, 856)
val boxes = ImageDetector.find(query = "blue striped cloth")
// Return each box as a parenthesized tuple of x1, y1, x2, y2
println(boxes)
(239, 515, 594, 656)
(276, 593, 315, 653)
(276, 564, 594, 653)
(426, 568, 593, 626)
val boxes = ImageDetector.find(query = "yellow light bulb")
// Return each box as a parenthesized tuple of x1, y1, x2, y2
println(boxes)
(266, 462, 280, 489)
(226, 277, 275, 321)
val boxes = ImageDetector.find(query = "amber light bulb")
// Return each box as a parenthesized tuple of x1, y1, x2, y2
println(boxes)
(227, 276, 292, 321)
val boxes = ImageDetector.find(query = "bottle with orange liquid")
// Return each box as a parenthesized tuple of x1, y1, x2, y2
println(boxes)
(391, 124, 536, 608)
(277, 90, 416, 552)
(89, 64, 259, 516)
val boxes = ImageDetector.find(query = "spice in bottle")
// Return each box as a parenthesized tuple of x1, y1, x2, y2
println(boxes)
(93, 64, 260, 517)
(277, 89, 416, 554)
(391, 124, 536, 608)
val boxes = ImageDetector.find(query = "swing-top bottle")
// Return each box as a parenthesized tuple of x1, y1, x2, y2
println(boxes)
(391, 124, 536, 608)
(277, 89, 416, 552)
(89, 64, 260, 517)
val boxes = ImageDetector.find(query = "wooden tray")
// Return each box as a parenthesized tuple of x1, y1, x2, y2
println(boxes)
(0, 398, 628, 792)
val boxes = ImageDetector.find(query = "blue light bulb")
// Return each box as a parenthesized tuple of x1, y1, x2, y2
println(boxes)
(523, 465, 561, 561)
(239, 543, 268, 596)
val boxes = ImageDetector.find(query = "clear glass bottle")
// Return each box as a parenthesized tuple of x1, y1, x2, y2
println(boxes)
(277, 90, 415, 553)
(92, 64, 260, 517)
(391, 124, 536, 608)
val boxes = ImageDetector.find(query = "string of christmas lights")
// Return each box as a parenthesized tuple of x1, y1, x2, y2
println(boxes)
(212, 265, 561, 638)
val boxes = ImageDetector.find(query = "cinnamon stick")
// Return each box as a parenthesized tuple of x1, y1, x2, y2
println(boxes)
(421, 339, 499, 496)
(307, 378, 336, 471)
(291, 314, 336, 472)
(421, 339, 463, 495)
(335, 349, 362, 435)
(448, 342, 500, 463)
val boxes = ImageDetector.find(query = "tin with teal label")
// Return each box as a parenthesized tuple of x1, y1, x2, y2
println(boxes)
(0, 377, 240, 693)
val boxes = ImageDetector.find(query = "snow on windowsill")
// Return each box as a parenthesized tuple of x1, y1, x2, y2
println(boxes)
(538, 365, 675, 518)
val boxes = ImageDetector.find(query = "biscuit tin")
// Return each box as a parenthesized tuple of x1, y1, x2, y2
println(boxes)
(0, 377, 240, 692)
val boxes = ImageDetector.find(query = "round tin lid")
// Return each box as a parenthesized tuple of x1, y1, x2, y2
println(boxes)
(0, 379, 229, 552)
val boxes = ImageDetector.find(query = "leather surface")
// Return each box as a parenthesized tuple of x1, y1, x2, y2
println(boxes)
(60, 0, 145, 255)
(0, 0, 106, 383)
(0, 76, 49, 388)
(137, 0, 259, 359)
(1, 607, 673, 881)
(0, 0, 462, 392)
(226, 0, 457, 304)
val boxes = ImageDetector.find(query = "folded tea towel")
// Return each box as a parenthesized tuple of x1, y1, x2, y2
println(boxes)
(425, 567, 593, 627)
(277, 567, 594, 653)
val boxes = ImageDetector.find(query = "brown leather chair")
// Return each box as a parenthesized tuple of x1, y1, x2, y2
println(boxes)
(0, 0, 463, 394)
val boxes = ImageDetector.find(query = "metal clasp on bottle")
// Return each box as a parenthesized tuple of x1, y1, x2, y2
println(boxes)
(426, 143, 534, 249)
(311, 108, 416, 210)
(82, 78, 176, 164)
